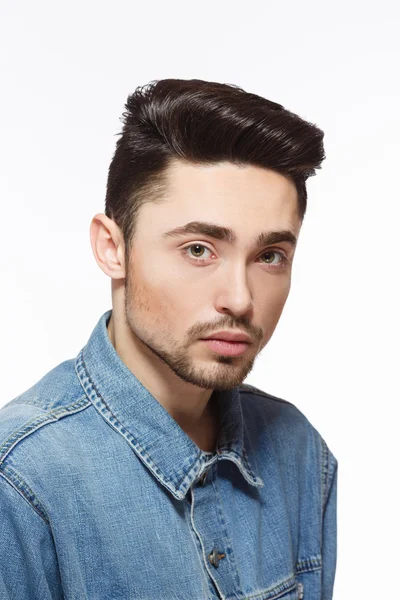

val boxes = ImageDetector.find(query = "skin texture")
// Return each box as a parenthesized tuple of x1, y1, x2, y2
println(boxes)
(90, 160, 302, 451)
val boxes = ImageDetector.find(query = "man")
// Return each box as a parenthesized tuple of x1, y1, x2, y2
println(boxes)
(0, 78, 337, 599)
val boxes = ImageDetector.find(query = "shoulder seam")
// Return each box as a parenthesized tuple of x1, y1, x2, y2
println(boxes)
(321, 437, 331, 511)
(238, 383, 294, 406)
(0, 463, 50, 524)
(0, 395, 90, 464)
(321, 437, 338, 515)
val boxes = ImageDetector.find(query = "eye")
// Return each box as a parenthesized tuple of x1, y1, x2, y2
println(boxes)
(181, 243, 289, 271)
(182, 244, 213, 262)
(259, 250, 288, 269)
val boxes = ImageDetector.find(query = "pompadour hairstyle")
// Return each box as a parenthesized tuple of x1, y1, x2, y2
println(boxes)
(105, 78, 325, 259)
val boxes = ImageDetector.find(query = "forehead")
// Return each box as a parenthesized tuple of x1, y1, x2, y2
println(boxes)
(138, 160, 301, 238)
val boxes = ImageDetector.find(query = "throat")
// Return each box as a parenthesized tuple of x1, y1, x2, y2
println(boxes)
(186, 401, 220, 453)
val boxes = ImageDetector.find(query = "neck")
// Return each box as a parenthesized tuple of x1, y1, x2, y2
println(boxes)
(107, 312, 219, 452)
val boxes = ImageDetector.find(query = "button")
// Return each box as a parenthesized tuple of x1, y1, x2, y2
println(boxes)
(208, 548, 226, 568)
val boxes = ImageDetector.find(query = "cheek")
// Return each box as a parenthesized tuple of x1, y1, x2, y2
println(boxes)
(141, 277, 190, 320)
(259, 279, 291, 326)
(275, 278, 291, 308)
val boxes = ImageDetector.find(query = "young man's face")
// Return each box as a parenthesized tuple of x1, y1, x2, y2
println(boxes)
(123, 160, 302, 391)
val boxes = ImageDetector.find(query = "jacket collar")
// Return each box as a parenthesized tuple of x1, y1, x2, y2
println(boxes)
(75, 310, 263, 500)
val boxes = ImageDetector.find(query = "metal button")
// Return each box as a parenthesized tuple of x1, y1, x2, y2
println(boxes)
(208, 548, 226, 568)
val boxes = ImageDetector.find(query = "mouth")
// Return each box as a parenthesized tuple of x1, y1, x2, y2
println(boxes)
(200, 338, 250, 357)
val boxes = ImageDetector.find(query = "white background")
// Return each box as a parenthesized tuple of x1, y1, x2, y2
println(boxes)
(1, 1, 399, 597)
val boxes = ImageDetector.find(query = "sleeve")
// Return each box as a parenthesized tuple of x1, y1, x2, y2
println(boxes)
(321, 452, 338, 600)
(0, 472, 63, 600)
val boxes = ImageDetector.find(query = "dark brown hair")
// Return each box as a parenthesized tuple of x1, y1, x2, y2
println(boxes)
(105, 78, 325, 259)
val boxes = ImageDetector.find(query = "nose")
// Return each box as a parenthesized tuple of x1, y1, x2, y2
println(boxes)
(213, 266, 253, 318)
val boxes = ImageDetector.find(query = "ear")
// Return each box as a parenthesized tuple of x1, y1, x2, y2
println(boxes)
(89, 214, 126, 280)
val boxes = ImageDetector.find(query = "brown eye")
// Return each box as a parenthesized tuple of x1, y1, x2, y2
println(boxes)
(259, 250, 288, 270)
(189, 244, 207, 258)
(261, 251, 279, 264)
(182, 244, 213, 263)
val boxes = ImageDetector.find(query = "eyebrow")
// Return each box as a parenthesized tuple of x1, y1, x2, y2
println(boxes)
(162, 221, 298, 249)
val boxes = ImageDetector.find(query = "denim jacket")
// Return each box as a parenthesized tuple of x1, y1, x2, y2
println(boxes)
(0, 310, 338, 600)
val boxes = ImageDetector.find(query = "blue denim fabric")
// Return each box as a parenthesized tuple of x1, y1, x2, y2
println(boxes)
(0, 310, 337, 600)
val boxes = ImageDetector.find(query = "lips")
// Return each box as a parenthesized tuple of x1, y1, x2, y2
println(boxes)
(201, 339, 250, 356)
(202, 331, 252, 343)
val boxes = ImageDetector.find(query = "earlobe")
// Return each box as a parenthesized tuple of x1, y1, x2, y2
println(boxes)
(89, 214, 126, 280)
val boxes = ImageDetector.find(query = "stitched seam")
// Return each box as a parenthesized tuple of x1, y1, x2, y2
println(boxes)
(239, 574, 297, 600)
(211, 473, 242, 596)
(321, 437, 330, 513)
(0, 464, 50, 524)
(240, 559, 322, 600)
(320, 436, 329, 557)
(241, 445, 263, 485)
(77, 351, 200, 491)
(323, 453, 338, 519)
(295, 556, 322, 573)
(75, 351, 116, 423)
(0, 396, 90, 464)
